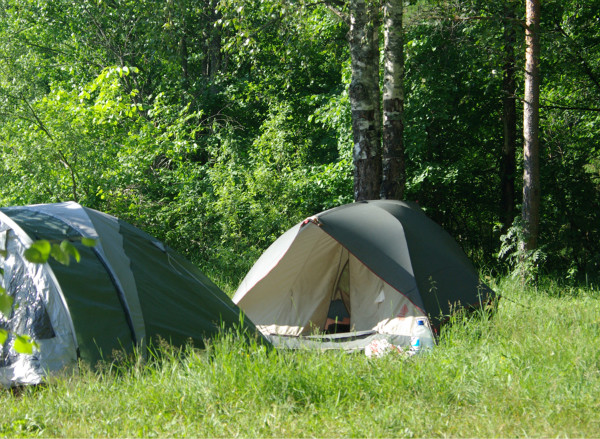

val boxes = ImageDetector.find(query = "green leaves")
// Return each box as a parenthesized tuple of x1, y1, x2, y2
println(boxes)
(14, 334, 39, 355)
(23, 240, 51, 264)
(0, 273, 12, 349)
(0, 286, 13, 316)
(51, 241, 80, 266)
(0, 329, 40, 354)
(0, 236, 95, 355)
(81, 237, 96, 247)
(23, 238, 95, 266)
(1, 289, 38, 354)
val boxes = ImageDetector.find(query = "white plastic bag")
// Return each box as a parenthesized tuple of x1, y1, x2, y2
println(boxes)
(364, 339, 401, 358)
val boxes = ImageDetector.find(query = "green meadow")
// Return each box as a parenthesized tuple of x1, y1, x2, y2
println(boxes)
(2, 276, 599, 438)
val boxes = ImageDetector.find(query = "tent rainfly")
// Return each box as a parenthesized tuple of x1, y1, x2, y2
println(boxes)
(0, 202, 259, 388)
(233, 200, 495, 350)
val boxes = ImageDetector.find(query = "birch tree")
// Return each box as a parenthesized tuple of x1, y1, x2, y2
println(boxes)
(381, 0, 405, 200)
(521, 0, 541, 252)
(348, 0, 382, 201)
(346, 0, 405, 202)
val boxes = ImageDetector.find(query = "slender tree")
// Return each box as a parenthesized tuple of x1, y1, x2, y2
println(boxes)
(348, 0, 382, 201)
(381, 0, 405, 200)
(347, 0, 406, 201)
(501, 5, 518, 231)
(521, 0, 541, 252)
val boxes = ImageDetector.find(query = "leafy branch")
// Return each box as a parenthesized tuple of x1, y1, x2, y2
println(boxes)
(498, 217, 546, 284)
(0, 237, 96, 354)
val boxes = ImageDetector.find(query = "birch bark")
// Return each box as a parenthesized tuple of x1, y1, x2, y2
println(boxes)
(521, 0, 541, 251)
(348, 0, 382, 201)
(381, 0, 404, 200)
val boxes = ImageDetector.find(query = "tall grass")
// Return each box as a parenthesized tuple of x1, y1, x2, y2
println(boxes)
(2, 277, 599, 437)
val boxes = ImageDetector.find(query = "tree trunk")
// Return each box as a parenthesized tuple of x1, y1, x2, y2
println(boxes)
(501, 6, 517, 231)
(180, 34, 189, 80)
(208, 0, 222, 92)
(521, 0, 541, 251)
(381, 0, 405, 200)
(348, 0, 382, 201)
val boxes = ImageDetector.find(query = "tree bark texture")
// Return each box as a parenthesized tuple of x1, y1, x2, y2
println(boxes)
(204, 0, 223, 98)
(348, 0, 382, 201)
(521, 0, 541, 251)
(501, 7, 517, 231)
(381, 0, 405, 200)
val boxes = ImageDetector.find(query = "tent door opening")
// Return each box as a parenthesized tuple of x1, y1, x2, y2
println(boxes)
(324, 259, 351, 334)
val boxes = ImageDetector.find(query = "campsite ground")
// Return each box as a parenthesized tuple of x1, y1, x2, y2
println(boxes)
(2, 276, 599, 438)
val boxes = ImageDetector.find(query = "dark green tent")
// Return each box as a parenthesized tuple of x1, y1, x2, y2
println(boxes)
(233, 200, 495, 350)
(0, 202, 260, 387)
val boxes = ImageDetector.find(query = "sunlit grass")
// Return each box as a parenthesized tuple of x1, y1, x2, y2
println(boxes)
(2, 276, 599, 437)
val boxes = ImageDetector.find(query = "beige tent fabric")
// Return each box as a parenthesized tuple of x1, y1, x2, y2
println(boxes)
(235, 222, 427, 339)
(348, 254, 423, 337)
(236, 224, 343, 335)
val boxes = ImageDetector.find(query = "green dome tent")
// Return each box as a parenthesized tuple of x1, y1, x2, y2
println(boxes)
(0, 202, 260, 387)
(233, 200, 495, 351)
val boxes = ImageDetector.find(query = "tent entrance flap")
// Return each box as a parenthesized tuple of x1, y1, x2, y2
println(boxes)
(238, 227, 347, 336)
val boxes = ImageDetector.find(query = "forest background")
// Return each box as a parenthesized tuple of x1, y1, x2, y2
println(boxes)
(1, 0, 599, 288)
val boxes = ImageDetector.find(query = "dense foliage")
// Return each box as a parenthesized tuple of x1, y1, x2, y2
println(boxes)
(1, 0, 599, 281)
